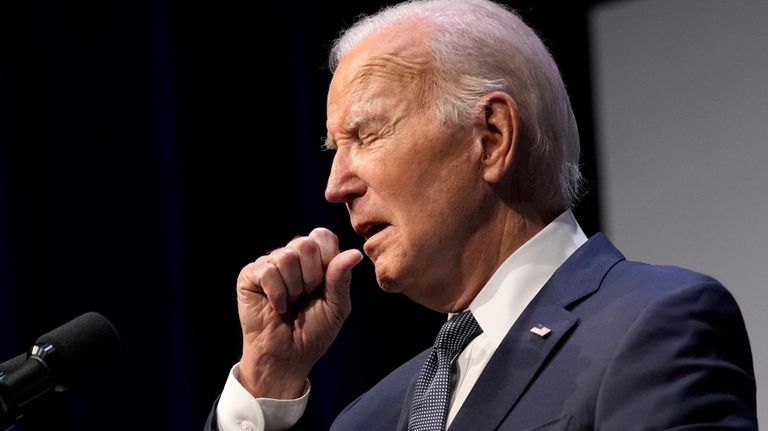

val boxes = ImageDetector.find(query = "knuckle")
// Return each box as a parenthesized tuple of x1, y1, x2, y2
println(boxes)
(260, 261, 279, 278)
(290, 237, 317, 257)
(309, 227, 338, 243)
(236, 262, 260, 289)
(273, 247, 299, 267)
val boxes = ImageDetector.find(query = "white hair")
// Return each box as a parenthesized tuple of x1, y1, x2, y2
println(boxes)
(329, 0, 583, 210)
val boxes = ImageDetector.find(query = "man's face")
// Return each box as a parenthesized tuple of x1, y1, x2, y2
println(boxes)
(324, 25, 489, 308)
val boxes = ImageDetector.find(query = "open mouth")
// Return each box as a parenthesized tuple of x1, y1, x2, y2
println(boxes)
(363, 223, 389, 240)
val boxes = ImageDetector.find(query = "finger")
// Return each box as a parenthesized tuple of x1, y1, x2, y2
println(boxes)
(253, 262, 290, 314)
(237, 256, 288, 314)
(286, 236, 324, 291)
(269, 247, 303, 301)
(324, 249, 364, 315)
(308, 227, 340, 269)
(236, 258, 270, 298)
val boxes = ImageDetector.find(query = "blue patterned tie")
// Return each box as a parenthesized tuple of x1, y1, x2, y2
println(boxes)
(408, 310, 481, 431)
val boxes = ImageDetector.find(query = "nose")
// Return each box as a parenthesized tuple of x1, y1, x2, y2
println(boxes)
(324, 148, 366, 204)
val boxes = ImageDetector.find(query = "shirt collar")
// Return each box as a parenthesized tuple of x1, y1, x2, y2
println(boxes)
(465, 210, 588, 347)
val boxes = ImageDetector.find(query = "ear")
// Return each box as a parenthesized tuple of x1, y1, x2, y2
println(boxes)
(475, 91, 519, 184)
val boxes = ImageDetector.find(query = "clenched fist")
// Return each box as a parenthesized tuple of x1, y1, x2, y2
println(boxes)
(235, 227, 363, 399)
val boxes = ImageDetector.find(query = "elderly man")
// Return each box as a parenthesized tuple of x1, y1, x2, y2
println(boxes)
(206, 0, 757, 429)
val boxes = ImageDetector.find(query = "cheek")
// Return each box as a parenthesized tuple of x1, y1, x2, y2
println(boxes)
(383, 153, 468, 201)
(393, 178, 478, 254)
(386, 156, 478, 224)
(362, 154, 424, 206)
(416, 170, 485, 247)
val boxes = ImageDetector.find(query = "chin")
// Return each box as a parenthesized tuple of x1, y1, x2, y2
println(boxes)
(376, 276, 402, 294)
(374, 268, 404, 294)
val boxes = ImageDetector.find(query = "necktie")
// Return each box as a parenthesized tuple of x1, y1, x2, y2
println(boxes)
(408, 310, 481, 431)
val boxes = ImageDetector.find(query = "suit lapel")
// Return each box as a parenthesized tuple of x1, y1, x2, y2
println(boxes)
(448, 233, 624, 430)
(395, 351, 428, 431)
(447, 290, 576, 430)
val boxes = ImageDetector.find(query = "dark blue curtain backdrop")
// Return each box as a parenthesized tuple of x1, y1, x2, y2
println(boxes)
(0, 1, 602, 429)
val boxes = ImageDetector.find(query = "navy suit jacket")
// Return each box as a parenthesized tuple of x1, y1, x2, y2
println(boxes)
(207, 234, 757, 430)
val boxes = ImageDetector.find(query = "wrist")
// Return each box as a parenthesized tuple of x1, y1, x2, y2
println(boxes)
(236, 357, 308, 399)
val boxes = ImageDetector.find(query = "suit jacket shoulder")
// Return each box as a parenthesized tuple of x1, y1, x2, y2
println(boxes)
(451, 233, 757, 430)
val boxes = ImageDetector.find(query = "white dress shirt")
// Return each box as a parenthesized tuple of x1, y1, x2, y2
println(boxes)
(217, 210, 587, 431)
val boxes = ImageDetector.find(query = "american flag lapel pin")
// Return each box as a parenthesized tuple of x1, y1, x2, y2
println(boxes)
(530, 324, 551, 338)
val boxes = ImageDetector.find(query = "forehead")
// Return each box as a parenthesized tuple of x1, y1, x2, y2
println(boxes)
(327, 23, 433, 122)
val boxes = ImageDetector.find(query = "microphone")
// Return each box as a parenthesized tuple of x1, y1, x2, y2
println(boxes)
(0, 312, 121, 429)
(0, 355, 26, 381)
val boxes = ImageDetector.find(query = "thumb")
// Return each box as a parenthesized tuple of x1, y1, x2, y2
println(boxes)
(324, 248, 364, 312)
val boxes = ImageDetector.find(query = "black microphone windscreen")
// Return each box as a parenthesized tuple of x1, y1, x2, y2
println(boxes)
(34, 312, 121, 387)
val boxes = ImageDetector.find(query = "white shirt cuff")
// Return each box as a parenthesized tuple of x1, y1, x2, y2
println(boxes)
(216, 364, 310, 431)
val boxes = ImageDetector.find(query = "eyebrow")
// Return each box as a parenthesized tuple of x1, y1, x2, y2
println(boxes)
(321, 136, 336, 151)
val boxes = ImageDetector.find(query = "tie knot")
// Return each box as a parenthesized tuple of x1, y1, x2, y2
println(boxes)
(433, 310, 480, 356)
